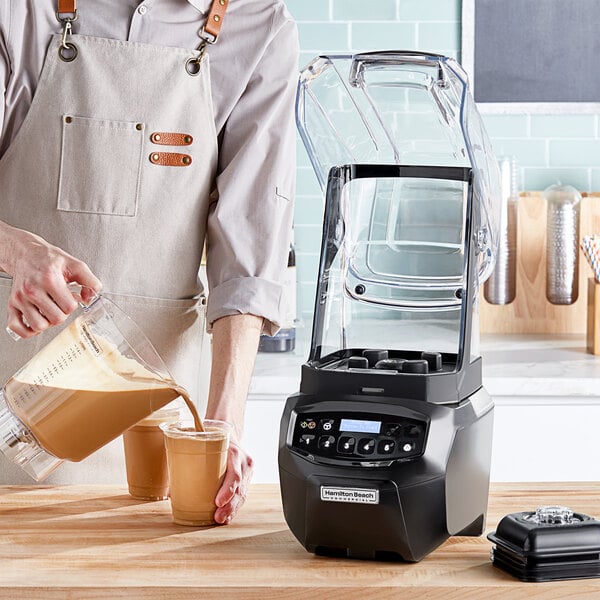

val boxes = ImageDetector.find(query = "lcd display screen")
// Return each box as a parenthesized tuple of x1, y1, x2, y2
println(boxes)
(339, 418, 381, 434)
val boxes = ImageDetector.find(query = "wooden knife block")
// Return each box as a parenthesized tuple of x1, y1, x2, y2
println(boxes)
(480, 192, 600, 334)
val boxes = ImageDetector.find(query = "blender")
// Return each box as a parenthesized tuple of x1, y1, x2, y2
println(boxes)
(278, 51, 501, 561)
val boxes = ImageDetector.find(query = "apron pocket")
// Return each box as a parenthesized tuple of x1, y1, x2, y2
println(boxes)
(57, 115, 144, 216)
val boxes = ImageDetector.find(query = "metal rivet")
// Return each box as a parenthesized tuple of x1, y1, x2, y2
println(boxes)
(214, 14, 220, 22)
(65, 116, 72, 123)
(183, 135, 192, 144)
(136, 123, 143, 131)
(219, 0, 225, 5)
(182, 156, 191, 165)
(151, 153, 159, 161)
(153, 133, 161, 141)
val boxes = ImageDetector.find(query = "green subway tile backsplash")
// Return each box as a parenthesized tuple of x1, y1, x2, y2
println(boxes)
(416, 22, 460, 53)
(399, 0, 461, 21)
(295, 226, 323, 255)
(482, 115, 529, 139)
(297, 22, 349, 51)
(530, 115, 596, 138)
(333, 0, 397, 21)
(549, 140, 600, 168)
(294, 195, 324, 226)
(285, 0, 330, 22)
(296, 167, 323, 197)
(492, 140, 547, 168)
(350, 22, 416, 51)
(295, 249, 321, 281)
(523, 168, 590, 192)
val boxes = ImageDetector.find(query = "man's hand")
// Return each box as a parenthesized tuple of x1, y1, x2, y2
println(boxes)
(214, 441, 254, 524)
(0, 222, 102, 338)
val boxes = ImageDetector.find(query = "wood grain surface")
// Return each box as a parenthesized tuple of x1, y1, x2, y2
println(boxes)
(480, 193, 600, 334)
(1, 483, 600, 598)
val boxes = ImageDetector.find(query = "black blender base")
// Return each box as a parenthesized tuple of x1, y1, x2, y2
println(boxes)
(278, 387, 494, 562)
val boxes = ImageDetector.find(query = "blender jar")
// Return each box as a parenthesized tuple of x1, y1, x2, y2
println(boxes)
(0, 296, 185, 481)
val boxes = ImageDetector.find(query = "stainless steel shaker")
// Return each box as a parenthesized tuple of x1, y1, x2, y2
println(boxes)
(484, 156, 518, 304)
(544, 183, 581, 305)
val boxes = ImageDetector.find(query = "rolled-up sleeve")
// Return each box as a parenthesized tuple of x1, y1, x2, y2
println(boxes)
(205, 12, 298, 335)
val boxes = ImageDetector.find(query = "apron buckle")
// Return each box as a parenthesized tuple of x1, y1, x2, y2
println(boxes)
(56, 10, 79, 62)
(186, 39, 209, 76)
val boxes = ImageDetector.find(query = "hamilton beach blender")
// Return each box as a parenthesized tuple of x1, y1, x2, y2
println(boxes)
(278, 52, 501, 561)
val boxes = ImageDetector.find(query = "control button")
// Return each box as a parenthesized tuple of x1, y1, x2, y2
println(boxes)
(378, 439, 395, 454)
(358, 438, 375, 455)
(404, 424, 422, 438)
(320, 419, 335, 432)
(384, 423, 402, 437)
(299, 418, 316, 430)
(138, 4, 148, 15)
(338, 436, 356, 454)
(318, 435, 336, 451)
(402, 442, 414, 453)
(299, 434, 315, 448)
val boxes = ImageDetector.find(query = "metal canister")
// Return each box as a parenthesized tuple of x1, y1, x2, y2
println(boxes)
(545, 183, 581, 305)
(484, 156, 518, 305)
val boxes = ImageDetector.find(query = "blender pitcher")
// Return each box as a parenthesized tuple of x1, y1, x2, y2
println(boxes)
(0, 295, 184, 481)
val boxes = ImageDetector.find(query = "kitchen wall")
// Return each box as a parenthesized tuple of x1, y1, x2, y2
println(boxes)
(284, 0, 600, 323)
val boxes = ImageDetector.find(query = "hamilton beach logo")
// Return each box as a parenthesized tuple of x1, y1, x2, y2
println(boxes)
(320, 486, 379, 505)
(79, 322, 102, 356)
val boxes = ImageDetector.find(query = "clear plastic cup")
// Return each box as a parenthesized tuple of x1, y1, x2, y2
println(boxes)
(161, 419, 231, 526)
(123, 402, 186, 500)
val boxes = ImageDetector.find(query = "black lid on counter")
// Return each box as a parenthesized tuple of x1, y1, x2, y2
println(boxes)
(487, 506, 600, 582)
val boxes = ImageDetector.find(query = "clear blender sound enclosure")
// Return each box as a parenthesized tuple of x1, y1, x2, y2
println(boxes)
(278, 52, 502, 561)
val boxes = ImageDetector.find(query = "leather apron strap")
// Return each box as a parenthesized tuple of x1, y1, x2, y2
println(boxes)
(57, 0, 76, 17)
(57, 0, 230, 43)
(203, 0, 229, 43)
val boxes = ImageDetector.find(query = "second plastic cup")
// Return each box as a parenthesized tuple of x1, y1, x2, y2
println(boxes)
(123, 403, 184, 501)
(161, 419, 231, 526)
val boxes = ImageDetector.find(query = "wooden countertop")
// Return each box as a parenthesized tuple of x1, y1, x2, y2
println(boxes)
(2, 483, 600, 598)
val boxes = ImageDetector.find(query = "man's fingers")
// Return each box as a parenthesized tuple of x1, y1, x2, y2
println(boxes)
(49, 282, 80, 315)
(213, 446, 254, 524)
(66, 259, 102, 297)
(215, 461, 241, 507)
(18, 301, 51, 333)
(6, 305, 34, 339)
(31, 293, 70, 326)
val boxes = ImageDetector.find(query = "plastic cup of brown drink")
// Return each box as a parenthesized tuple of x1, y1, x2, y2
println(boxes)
(161, 419, 231, 526)
(123, 404, 184, 501)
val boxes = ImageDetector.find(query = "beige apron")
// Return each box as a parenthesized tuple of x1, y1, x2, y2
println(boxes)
(0, 4, 222, 482)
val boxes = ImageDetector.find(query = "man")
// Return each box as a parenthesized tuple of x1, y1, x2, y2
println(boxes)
(0, 0, 298, 525)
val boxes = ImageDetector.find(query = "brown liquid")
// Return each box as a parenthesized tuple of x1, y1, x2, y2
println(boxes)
(123, 418, 173, 500)
(3, 316, 204, 463)
(164, 426, 228, 526)
(123, 396, 204, 501)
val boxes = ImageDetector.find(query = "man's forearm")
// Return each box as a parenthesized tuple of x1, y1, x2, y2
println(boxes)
(204, 313, 263, 442)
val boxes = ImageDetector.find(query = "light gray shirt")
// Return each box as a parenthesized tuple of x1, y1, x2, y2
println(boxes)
(0, 0, 298, 333)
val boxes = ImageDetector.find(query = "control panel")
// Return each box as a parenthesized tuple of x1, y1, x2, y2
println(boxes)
(290, 412, 427, 464)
